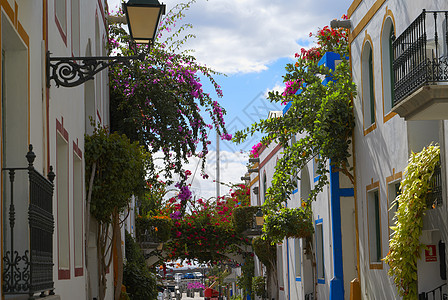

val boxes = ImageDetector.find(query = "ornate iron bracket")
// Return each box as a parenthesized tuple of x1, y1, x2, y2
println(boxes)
(46, 51, 145, 88)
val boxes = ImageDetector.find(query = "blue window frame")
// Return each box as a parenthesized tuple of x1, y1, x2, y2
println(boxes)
(315, 218, 325, 283)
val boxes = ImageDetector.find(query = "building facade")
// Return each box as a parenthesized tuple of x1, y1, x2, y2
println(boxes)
(349, 0, 448, 298)
(1, 0, 113, 299)
(248, 1, 448, 299)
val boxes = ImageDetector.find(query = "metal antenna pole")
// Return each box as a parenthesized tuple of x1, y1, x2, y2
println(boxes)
(216, 131, 220, 200)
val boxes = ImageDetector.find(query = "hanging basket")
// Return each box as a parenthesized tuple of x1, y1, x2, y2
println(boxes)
(264, 207, 313, 243)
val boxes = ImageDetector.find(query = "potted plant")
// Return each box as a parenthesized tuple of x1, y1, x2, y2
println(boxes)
(263, 207, 313, 243)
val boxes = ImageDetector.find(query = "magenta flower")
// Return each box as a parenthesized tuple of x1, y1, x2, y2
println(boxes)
(220, 133, 232, 141)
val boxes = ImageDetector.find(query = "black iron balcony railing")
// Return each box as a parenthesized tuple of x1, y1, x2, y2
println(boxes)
(393, 10, 448, 105)
(427, 161, 443, 208)
(3, 145, 55, 299)
(418, 283, 447, 300)
(305, 292, 314, 300)
(137, 227, 162, 248)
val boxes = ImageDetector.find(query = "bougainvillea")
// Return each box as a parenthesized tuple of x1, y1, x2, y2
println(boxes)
(108, 1, 228, 180)
(163, 195, 250, 263)
(250, 143, 263, 158)
(151, 180, 252, 263)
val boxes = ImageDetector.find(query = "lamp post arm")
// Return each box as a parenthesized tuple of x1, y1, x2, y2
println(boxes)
(46, 51, 145, 88)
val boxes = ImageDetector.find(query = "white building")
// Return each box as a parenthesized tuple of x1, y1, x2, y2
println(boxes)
(349, 0, 448, 298)
(1, 0, 113, 299)
(249, 95, 357, 300)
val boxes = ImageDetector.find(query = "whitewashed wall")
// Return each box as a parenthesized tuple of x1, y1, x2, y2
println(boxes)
(350, 0, 448, 298)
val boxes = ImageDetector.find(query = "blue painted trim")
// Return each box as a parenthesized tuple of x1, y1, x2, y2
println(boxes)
(315, 219, 325, 284)
(339, 188, 354, 197)
(292, 188, 299, 195)
(283, 101, 292, 115)
(287, 238, 291, 300)
(328, 161, 354, 300)
(295, 277, 302, 282)
(314, 175, 320, 183)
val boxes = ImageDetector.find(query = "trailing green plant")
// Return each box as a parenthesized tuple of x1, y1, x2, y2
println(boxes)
(252, 276, 267, 299)
(252, 236, 276, 270)
(85, 126, 149, 223)
(263, 207, 313, 244)
(236, 255, 254, 299)
(232, 206, 260, 234)
(229, 295, 243, 300)
(384, 145, 440, 299)
(123, 232, 158, 300)
(135, 215, 173, 243)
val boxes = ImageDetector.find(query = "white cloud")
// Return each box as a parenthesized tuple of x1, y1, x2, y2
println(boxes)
(108, 0, 351, 74)
(154, 150, 249, 201)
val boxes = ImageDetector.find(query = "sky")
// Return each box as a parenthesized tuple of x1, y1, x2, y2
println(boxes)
(108, 0, 353, 199)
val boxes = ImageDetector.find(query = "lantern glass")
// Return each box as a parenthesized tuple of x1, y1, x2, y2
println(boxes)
(124, 0, 165, 44)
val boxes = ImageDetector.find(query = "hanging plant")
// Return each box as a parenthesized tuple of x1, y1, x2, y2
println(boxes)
(252, 276, 267, 299)
(384, 145, 440, 299)
(263, 207, 313, 244)
(252, 236, 276, 270)
(135, 215, 173, 243)
(233, 206, 261, 234)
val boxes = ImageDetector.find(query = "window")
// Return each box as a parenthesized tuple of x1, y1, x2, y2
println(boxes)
(71, 0, 80, 56)
(294, 238, 302, 279)
(362, 41, 375, 129)
(382, 18, 395, 116)
(315, 221, 325, 282)
(368, 49, 375, 124)
(277, 245, 284, 288)
(73, 147, 83, 276)
(57, 129, 70, 279)
(263, 173, 267, 203)
(388, 181, 400, 238)
(55, 0, 67, 43)
(368, 189, 382, 266)
(300, 166, 311, 203)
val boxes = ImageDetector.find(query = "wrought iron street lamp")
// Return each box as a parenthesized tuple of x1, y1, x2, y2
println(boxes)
(47, 0, 166, 88)
(123, 0, 166, 45)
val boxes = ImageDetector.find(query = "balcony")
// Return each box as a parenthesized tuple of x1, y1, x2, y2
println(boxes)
(392, 10, 448, 120)
(135, 216, 172, 253)
(232, 206, 263, 237)
(3, 145, 56, 299)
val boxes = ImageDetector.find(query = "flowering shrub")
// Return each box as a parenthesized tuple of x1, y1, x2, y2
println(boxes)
(282, 80, 301, 96)
(156, 182, 252, 263)
(164, 195, 250, 263)
(250, 143, 263, 158)
(108, 1, 229, 179)
(187, 282, 206, 290)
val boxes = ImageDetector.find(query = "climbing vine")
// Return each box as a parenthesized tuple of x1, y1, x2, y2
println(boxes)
(234, 24, 356, 210)
(384, 145, 440, 299)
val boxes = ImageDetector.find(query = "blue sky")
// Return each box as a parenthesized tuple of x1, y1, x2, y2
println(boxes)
(108, 0, 354, 198)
